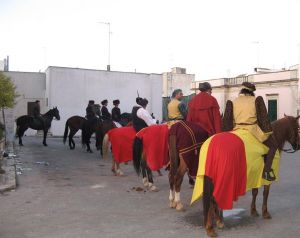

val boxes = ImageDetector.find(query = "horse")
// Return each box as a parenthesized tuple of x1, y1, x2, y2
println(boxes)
(16, 107, 60, 146)
(197, 115, 299, 237)
(168, 121, 209, 211)
(82, 113, 132, 154)
(63, 115, 86, 149)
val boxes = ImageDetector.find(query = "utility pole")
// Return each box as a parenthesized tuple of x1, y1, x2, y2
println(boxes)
(98, 22, 111, 71)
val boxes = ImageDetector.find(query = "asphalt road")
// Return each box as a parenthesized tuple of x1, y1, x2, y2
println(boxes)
(0, 136, 300, 238)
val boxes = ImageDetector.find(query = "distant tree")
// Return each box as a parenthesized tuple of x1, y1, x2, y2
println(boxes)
(0, 72, 18, 142)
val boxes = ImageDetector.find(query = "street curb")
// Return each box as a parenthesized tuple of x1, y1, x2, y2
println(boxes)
(0, 157, 17, 192)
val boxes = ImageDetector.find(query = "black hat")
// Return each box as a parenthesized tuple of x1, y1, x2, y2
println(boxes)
(88, 100, 95, 104)
(113, 99, 120, 105)
(101, 99, 108, 105)
(136, 97, 142, 105)
(199, 82, 212, 92)
(139, 98, 148, 107)
(241, 82, 256, 92)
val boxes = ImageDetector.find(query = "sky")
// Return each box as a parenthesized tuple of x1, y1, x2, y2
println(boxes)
(0, 0, 300, 80)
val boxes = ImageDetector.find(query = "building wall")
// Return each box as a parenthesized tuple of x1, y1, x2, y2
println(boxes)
(162, 68, 195, 97)
(4, 71, 46, 135)
(192, 68, 299, 119)
(46, 67, 162, 136)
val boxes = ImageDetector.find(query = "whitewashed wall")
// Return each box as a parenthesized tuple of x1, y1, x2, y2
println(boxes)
(46, 67, 163, 136)
(4, 71, 46, 136)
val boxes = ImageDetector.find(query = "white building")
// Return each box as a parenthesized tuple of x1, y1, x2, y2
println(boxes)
(191, 66, 299, 121)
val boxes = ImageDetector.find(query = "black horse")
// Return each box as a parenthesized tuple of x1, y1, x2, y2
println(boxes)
(81, 113, 132, 154)
(63, 115, 86, 149)
(16, 107, 60, 146)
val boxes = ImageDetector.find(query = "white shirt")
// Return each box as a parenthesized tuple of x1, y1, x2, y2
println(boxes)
(136, 107, 156, 126)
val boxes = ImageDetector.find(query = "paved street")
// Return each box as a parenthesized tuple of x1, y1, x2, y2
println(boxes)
(1, 136, 300, 238)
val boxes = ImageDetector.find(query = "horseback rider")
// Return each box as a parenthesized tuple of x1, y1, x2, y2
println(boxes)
(167, 89, 187, 126)
(187, 82, 222, 136)
(132, 97, 157, 132)
(112, 99, 121, 122)
(223, 82, 277, 181)
(85, 100, 97, 120)
(101, 99, 112, 121)
(32, 100, 45, 127)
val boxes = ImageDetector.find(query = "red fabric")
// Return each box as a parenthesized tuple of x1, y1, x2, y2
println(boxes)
(205, 132, 247, 210)
(136, 125, 169, 171)
(187, 92, 221, 136)
(169, 121, 208, 177)
(108, 126, 136, 163)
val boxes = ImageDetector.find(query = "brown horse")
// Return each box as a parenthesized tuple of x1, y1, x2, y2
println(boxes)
(63, 115, 86, 149)
(168, 121, 209, 210)
(201, 115, 299, 237)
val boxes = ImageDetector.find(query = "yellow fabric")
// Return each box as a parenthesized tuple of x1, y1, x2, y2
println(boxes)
(191, 129, 280, 205)
(168, 99, 183, 120)
(233, 95, 272, 142)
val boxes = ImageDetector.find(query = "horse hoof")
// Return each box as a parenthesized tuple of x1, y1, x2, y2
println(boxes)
(170, 200, 177, 208)
(116, 169, 124, 176)
(206, 229, 217, 237)
(175, 202, 185, 211)
(251, 209, 260, 217)
(263, 212, 272, 219)
(149, 185, 159, 192)
(43, 144, 48, 146)
(142, 178, 149, 187)
(216, 220, 225, 229)
(169, 200, 174, 208)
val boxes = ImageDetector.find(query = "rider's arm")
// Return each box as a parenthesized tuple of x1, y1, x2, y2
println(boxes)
(137, 108, 157, 126)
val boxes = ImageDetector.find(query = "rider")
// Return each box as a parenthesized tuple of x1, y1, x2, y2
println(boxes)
(227, 82, 277, 181)
(167, 89, 187, 125)
(112, 99, 121, 122)
(187, 82, 221, 136)
(132, 97, 157, 132)
(32, 100, 45, 127)
(101, 99, 112, 121)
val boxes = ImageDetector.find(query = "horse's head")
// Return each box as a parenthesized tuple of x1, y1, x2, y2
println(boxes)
(51, 107, 61, 120)
(284, 115, 300, 151)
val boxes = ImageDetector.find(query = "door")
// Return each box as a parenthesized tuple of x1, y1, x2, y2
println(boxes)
(268, 99, 277, 122)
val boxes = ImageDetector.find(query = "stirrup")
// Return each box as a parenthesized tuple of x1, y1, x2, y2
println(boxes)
(262, 169, 276, 181)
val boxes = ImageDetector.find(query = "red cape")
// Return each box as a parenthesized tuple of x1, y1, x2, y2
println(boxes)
(205, 132, 247, 209)
(108, 126, 136, 163)
(136, 125, 169, 171)
(187, 92, 221, 136)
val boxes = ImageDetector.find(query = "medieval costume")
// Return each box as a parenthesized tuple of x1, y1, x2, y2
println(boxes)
(186, 82, 221, 136)
(132, 98, 156, 132)
(222, 82, 277, 181)
(101, 99, 111, 120)
(167, 89, 187, 122)
(112, 99, 121, 122)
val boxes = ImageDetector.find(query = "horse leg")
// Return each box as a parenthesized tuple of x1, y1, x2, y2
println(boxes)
(168, 165, 175, 208)
(86, 133, 93, 153)
(140, 160, 149, 187)
(69, 129, 77, 149)
(18, 126, 27, 146)
(251, 188, 260, 217)
(146, 165, 158, 192)
(212, 199, 224, 229)
(173, 157, 187, 211)
(42, 129, 48, 146)
(203, 176, 217, 237)
(115, 162, 123, 176)
(262, 185, 272, 219)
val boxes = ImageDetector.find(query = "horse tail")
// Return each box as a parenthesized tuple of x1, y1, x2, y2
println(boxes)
(63, 119, 69, 144)
(169, 134, 179, 180)
(102, 133, 110, 159)
(133, 137, 143, 176)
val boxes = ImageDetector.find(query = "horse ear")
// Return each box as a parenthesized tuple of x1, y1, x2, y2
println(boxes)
(296, 115, 300, 120)
(284, 113, 287, 117)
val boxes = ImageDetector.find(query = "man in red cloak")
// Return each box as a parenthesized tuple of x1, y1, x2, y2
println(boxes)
(187, 82, 221, 136)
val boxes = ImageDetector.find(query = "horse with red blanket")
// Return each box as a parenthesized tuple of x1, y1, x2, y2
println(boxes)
(191, 115, 299, 237)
